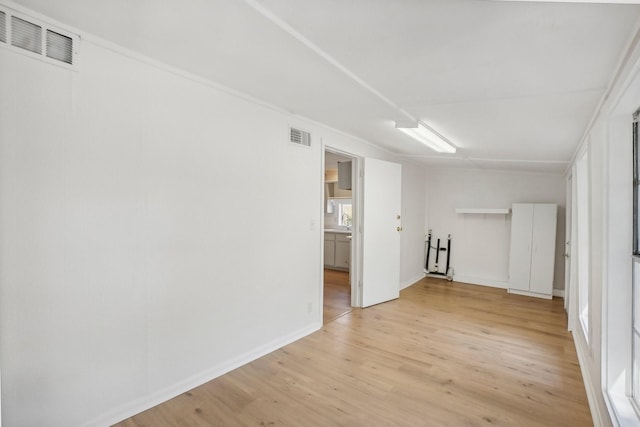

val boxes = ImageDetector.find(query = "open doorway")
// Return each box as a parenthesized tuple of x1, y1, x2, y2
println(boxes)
(323, 149, 356, 323)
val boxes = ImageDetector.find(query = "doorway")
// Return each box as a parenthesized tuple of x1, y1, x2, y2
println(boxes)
(321, 148, 403, 323)
(323, 149, 355, 323)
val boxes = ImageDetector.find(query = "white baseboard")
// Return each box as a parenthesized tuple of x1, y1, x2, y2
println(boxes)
(84, 322, 322, 427)
(450, 274, 509, 289)
(400, 274, 426, 290)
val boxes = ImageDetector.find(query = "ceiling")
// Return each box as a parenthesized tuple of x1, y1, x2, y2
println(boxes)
(11, 0, 640, 173)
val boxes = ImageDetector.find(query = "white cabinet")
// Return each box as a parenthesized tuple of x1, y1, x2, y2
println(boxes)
(337, 161, 352, 190)
(324, 232, 351, 270)
(508, 203, 557, 299)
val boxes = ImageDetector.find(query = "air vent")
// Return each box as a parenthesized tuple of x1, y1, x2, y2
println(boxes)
(0, 5, 77, 69)
(0, 11, 6, 43)
(290, 127, 311, 147)
(11, 15, 41, 54)
(46, 29, 72, 64)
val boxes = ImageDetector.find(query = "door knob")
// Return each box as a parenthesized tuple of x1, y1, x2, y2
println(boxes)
(397, 226, 403, 232)
(397, 215, 401, 220)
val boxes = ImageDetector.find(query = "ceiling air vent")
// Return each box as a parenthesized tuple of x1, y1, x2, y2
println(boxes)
(0, 6, 78, 69)
(289, 127, 311, 147)
(0, 11, 6, 43)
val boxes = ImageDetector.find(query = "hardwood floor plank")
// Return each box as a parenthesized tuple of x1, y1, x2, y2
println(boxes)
(115, 278, 592, 427)
(323, 269, 351, 324)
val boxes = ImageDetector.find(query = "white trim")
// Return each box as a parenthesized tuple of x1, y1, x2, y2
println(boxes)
(553, 289, 566, 298)
(400, 274, 425, 291)
(82, 322, 322, 427)
(604, 375, 640, 427)
(574, 332, 610, 427)
(323, 145, 364, 308)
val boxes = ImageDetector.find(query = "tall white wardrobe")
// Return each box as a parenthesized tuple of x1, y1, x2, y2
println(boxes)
(508, 203, 557, 299)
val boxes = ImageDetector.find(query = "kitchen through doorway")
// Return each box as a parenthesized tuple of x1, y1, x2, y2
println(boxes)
(323, 149, 355, 323)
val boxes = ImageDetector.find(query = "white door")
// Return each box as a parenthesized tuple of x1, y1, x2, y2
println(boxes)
(361, 158, 402, 307)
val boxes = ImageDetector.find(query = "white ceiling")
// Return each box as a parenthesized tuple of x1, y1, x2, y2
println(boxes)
(11, 0, 640, 173)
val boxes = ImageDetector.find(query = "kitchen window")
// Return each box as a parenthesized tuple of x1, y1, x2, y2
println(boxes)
(338, 202, 352, 227)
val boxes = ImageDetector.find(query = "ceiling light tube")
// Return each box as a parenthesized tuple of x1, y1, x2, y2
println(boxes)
(395, 122, 456, 153)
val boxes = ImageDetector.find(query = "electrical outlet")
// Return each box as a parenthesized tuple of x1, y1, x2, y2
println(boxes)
(307, 302, 312, 313)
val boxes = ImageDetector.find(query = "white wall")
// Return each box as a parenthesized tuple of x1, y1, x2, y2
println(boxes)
(0, 25, 427, 427)
(0, 40, 319, 427)
(425, 168, 566, 290)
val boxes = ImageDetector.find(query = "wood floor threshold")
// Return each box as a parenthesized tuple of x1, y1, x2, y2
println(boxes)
(115, 278, 591, 427)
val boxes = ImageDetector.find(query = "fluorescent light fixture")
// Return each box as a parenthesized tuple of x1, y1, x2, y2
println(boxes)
(395, 122, 456, 153)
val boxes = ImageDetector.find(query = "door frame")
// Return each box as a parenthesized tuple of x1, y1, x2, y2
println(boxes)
(564, 172, 572, 312)
(322, 145, 363, 308)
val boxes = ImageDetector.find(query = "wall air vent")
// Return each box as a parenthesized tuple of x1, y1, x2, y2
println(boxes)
(0, 11, 6, 43)
(289, 127, 311, 147)
(0, 5, 78, 69)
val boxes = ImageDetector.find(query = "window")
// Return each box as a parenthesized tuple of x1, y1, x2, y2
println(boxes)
(633, 260, 640, 410)
(338, 203, 352, 227)
(635, 110, 640, 256)
(633, 109, 640, 410)
(0, 6, 78, 69)
(575, 149, 590, 342)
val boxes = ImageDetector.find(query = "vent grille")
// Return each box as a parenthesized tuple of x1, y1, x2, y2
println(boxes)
(290, 127, 311, 147)
(0, 11, 6, 43)
(0, 6, 77, 68)
(46, 29, 72, 64)
(11, 15, 41, 54)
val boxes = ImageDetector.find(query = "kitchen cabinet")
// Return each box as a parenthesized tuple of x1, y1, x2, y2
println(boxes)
(338, 161, 352, 190)
(324, 233, 336, 267)
(508, 203, 557, 299)
(325, 182, 351, 199)
(324, 231, 351, 270)
(334, 233, 351, 270)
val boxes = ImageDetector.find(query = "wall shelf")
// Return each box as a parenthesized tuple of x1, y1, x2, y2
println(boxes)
(455, 208, 511, 214)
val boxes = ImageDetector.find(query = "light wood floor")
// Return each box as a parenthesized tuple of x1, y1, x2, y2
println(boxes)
(323, 268, 351, 324)
(115, 278, 591, 427)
